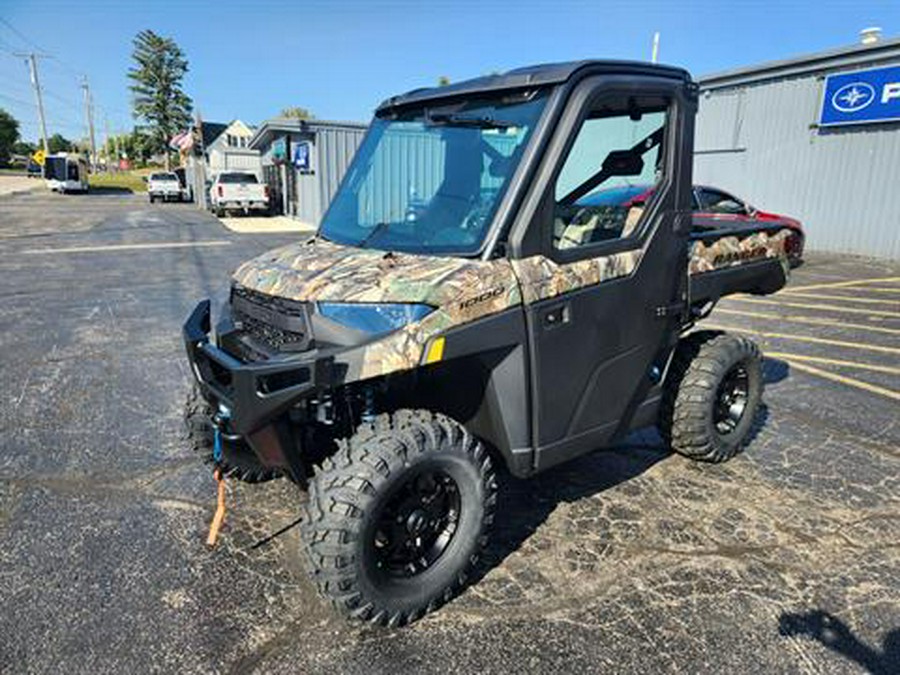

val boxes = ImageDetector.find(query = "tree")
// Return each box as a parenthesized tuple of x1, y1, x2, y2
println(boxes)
(0, 108, 19, 166)
(128, 29, 193, 170)
(47, 133, 73, 154)
(280, 106, 314, 120)
(13, 140, 36, 156)
(437, 76, 451, 86)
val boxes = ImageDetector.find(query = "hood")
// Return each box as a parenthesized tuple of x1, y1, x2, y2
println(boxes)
(753, 209, 803, 232)
(232, 237, 522, 321)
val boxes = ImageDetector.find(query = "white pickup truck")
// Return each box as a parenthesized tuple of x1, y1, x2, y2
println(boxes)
(147, 172, 184, 203)
(209, 172, 270, 217)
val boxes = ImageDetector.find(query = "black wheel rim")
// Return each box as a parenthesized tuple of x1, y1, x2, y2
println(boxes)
(372, 468, 461, 579)
(714, 364, 750, 435)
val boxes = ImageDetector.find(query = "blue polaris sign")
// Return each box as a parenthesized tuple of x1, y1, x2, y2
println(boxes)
(293, 141, 311, 171)
(820, 64, 900, 127)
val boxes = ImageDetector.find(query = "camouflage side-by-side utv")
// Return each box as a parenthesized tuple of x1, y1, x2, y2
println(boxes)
(184, 60, 792, 626)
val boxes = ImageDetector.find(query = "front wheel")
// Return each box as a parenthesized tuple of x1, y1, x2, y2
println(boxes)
(300, 410, 496, 626)
(659, 331, 764, 463)
(184, 385, 283, 483)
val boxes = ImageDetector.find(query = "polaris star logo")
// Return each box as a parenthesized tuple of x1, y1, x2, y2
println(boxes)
(831, 82, 876, 113)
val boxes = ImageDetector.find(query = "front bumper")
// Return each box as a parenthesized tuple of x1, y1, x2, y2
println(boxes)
(182, 300, 330, 436)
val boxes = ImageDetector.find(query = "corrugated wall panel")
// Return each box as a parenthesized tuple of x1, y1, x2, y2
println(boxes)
(695, 69, 900, 259)
(290, 126, 366, 225)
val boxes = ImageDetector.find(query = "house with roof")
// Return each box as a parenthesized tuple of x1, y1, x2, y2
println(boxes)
(201, 119, 261, 176)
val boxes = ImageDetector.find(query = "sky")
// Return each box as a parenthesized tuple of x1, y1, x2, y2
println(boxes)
(1, 0, 898, 144)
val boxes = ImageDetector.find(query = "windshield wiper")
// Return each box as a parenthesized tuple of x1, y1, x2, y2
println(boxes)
(358, 221, 392, 248)
(426, 113, 516, 129)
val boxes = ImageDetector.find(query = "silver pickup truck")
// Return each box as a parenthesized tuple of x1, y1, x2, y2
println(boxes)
(209, 172, 270, 217)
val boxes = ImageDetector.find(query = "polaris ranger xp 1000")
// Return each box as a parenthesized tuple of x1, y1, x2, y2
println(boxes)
(184, 60, 792, 626)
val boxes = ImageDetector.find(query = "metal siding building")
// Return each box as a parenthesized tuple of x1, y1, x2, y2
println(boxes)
(250, 119, 367, 226)
(695, 37, 900, 259)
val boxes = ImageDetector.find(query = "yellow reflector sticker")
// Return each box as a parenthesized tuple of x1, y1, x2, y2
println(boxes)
(424, 337, 445, 364)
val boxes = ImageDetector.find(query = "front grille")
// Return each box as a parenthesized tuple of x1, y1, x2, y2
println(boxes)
(231, 285, 313, 353)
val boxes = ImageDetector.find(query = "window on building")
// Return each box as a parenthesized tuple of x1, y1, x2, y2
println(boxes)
(552, 97, 668, 251)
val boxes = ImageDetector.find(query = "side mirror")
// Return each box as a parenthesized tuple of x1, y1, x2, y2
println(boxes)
(602, 150, 644, 177)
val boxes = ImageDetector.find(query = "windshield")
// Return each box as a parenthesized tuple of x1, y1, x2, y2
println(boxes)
(150, 173, 178, 181)
(219, 173, 258, 184)
(319, 91, 548, 255)
(44, 157, 66, 181)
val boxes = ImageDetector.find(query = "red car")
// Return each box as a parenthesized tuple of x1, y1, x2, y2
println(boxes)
(579, 184, 805, 265)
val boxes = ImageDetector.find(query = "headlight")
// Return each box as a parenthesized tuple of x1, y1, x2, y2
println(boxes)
(316, 302, 434, 335)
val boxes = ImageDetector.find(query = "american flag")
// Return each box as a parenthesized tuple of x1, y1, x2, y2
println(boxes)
(169, 130, 193, 151)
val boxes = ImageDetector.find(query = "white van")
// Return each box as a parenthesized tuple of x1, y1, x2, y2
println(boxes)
(44, 153, 90, 193)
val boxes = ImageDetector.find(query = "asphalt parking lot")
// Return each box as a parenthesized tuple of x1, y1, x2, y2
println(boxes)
(1, 190, 897, 674)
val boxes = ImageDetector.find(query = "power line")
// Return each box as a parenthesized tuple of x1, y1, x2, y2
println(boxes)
(2, 16, 136, 143)
(0, 17, 47, 53)
(0, 90, 35, 108)
(43, 88, 82, 113)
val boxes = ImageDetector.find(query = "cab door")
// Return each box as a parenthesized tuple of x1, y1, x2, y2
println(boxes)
(510, 76, 696, 471)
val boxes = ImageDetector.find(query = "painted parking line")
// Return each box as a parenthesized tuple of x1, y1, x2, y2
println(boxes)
(770, 291, 900, 306)
(20, 240, 232, 255)
(765, 352, 900, 376)
(714, 308, 900, 336)
(790, 286, 900, 295)
(776, 359, 900, 402)
(701, 323, 900, 355)
(728, 296, 900, 319)
(782, 275, 900, 293)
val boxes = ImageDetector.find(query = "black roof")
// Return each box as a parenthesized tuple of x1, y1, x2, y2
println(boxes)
(376, 60, 691, 114)
(201, 122, 228, 148)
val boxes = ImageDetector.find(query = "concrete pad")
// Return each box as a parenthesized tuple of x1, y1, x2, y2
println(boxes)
(218, 215, 315, 234)
(0, 175, 43, 197)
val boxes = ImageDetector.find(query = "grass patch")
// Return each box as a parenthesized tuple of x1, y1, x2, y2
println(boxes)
(89, 171, 148, 193)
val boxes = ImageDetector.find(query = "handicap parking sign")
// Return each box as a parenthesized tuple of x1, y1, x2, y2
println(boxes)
(820, 64, 900, 127)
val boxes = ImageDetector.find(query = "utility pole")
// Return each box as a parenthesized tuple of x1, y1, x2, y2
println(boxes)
(193, 111, 207, 210)
(16, 52, 50, 155)
(651, 32, 661, 64)
(81, 76, 97, 170)
(113, 127, 121, 171)
(103, 116, 111, 172)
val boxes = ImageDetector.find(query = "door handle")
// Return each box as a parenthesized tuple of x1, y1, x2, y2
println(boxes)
(542, 304, 570, 329)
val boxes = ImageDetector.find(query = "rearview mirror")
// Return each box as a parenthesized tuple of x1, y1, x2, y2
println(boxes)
(602, 150, 644, 177)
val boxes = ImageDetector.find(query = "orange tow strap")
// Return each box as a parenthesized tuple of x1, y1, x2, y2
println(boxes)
(206, 468, 226, 547)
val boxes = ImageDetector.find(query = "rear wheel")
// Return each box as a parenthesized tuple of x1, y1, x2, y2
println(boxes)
(660, 331, 763, 463)
(300, 410, 496, 626)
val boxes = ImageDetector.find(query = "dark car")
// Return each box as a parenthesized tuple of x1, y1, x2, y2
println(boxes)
(579, 184, 805, 265)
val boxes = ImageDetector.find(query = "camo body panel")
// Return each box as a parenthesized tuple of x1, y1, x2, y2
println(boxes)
(232, 238, 521, 378)
(689, 228, 793, 274)
(231, 228, 790, 380)
(511, 248, 644, 304)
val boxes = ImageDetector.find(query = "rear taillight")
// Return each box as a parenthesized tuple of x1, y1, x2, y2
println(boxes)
(217, 185, 223, 197)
